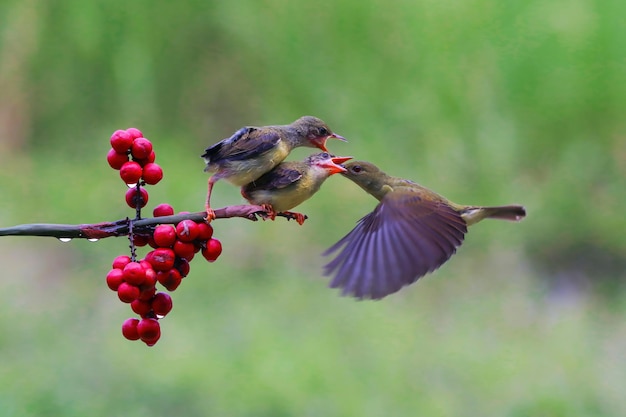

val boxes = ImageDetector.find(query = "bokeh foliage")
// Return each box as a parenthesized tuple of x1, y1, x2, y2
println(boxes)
(1, 0, 625, 416)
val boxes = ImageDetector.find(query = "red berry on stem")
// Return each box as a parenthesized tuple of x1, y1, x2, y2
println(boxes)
(142, 163, 163, 185)
(153, 203, 174, 217)
(125, 187, 149, 209)
(196, 222, 214, 241)
(152, 292, 173, 317)
(122, 318, 140, 341)
(131, 299, 153, 318)
(137, 318, 161, 345)
(117, 282, 140, 303)
(173, 240, 196, 261)
(175, 258, 190, 277)
(122, 262, 146, 285)
(147, 248, 176, 271)
(176, 220, 200, 242)
(202, 238, 223, 262)
(132, 233, 150, 247)
(138, 284, 157, 301)
(131, 138, 153, 160)
(120, 161, 143, 184)
(153, 224, 176, 248)
(156, 268, 182, 291)
(107, 148, 130, 170)
(110, 130, 133, 153)
(106, 268, 124, 291)
(126, 127, 143, 140)
(112, 255, 132, 269)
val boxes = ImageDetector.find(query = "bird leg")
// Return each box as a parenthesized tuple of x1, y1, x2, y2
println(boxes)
(205, 178, 217, 222)
(278, 211, 308, 225)
(260, 204, 278, 221)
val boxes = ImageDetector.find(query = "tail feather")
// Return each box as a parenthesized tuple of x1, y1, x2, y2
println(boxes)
(461, 205, 526, 225)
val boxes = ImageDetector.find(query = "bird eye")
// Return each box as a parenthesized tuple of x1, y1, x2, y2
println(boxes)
(319, 127, 328, 136)
(351, 165, 362, 173)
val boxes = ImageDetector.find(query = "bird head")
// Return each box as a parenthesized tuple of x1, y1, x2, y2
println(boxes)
(339, 161, 392, 200)
(293, 116, 346, 152)
(306, 152, 352, 175)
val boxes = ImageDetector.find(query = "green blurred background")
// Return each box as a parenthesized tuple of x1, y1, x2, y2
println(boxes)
(1, 0, 625, 416)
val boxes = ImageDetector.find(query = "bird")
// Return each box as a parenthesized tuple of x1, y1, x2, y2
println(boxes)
(323, 161, 526, 300)
(241, 153, 352, 225)
(202, 116, 346, 220)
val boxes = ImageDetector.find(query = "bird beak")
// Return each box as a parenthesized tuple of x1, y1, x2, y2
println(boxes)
(310, 133, 347, 153)
(330, 133, 347, 142)
(321, 156, 352, 175)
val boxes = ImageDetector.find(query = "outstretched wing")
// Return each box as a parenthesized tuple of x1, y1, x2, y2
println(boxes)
(323, 191, 467, 299)
(202, 127, 281, 164)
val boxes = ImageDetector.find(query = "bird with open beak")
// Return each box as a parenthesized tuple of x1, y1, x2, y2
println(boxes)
(241, 153, 352, 225)
(202, 116, 346, 220)
(323, 161, 526, 300)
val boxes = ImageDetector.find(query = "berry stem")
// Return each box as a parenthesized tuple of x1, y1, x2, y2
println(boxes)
(0, 205, 304, 240)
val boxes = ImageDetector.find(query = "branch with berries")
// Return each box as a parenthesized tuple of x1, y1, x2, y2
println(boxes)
(0, 128, 304, 347)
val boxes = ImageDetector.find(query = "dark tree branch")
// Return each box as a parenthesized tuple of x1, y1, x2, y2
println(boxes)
(0, 205, 308, 240)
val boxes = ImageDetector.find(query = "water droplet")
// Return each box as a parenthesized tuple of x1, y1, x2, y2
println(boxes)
(127, 183, 137, 188)
(58, 237, 72, 243)
(88, 238, 99, 242)
(156, 314, 165, 319)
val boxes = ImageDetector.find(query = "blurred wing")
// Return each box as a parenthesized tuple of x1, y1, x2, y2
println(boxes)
(202, 127, 281, 163)
(323, 191, 467, 300)
(242, 165, 303, 193)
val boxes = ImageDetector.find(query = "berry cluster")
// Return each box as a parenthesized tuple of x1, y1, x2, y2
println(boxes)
(104, 128, 223, 346)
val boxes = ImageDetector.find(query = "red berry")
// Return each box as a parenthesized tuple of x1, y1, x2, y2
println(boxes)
(152, 292, 173, 317)
(131, 138, 153, 160)
(137, 318, 160, 344)
(122, 318, 140, 341)
(131, 299, 153, 318)
(196, 222, 214, 241)
(107, 148, 130, 170)
(175, 258, 190, 277)
(138, 284, 157, 301)
(110, 130, 133, 153)
(106, 268, 124, 291)
(156, 268, 182, 291)
(153, 225, 176, 247)
(153, 203, 174, 217)
(112, 255, 132, 269)
(147, 248, 176, 271)
(122, 262, 146, 285)
(126, 127, 143, 140)
(176, 220, 200, 242)
(135, 150, 156, 166)
(132, 233, 150, 246)
(120, 161, 143, 184)
(141, 163, 163, 185)
(202, 238, 223, 262)
(173, 240, 196, 260)
(117, 282, 140, 303)
(125, 187, 149, 209)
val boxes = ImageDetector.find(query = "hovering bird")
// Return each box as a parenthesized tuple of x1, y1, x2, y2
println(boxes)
(241, 153, 352, 225)
(202, 116, 346, 220)
(323, 161, 526, 300)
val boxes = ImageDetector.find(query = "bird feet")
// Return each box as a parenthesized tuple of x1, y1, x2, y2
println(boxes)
(277, 211, 308, 225)
(204, 204, 216, 222)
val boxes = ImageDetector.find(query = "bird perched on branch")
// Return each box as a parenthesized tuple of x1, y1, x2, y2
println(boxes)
(323, 161, 526, 300)
(202, 116, 346, 220)
(241, 153, 352, 225)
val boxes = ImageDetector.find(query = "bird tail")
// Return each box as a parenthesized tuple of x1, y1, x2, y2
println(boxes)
(460, 205, 526, 225)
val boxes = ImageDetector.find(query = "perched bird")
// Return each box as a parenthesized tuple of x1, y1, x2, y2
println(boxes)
(323, 161, 526, 300)
(241, 153, 352, 225)
(202, 116, 346, 220)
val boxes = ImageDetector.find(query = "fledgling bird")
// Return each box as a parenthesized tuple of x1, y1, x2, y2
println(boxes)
(202, 116, 346, 220)
(241, 153, 352, 225)
(323, 161, 526, 300)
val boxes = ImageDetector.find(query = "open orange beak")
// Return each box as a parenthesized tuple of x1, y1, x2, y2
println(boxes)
(321, 155, 352, 175)
(311, 133, 347, 153)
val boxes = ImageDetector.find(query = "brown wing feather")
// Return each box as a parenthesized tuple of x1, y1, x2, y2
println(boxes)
(323, 191, 467, 299)
(202, 128, 282, 163)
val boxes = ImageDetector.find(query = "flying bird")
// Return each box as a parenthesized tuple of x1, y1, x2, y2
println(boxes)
(241, 153, 352, 225)
(323, 161, 526, 299)
(202, 116, 346, 220)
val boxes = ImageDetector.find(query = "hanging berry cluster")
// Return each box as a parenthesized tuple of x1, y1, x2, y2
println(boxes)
(105, 128, 222, 346)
